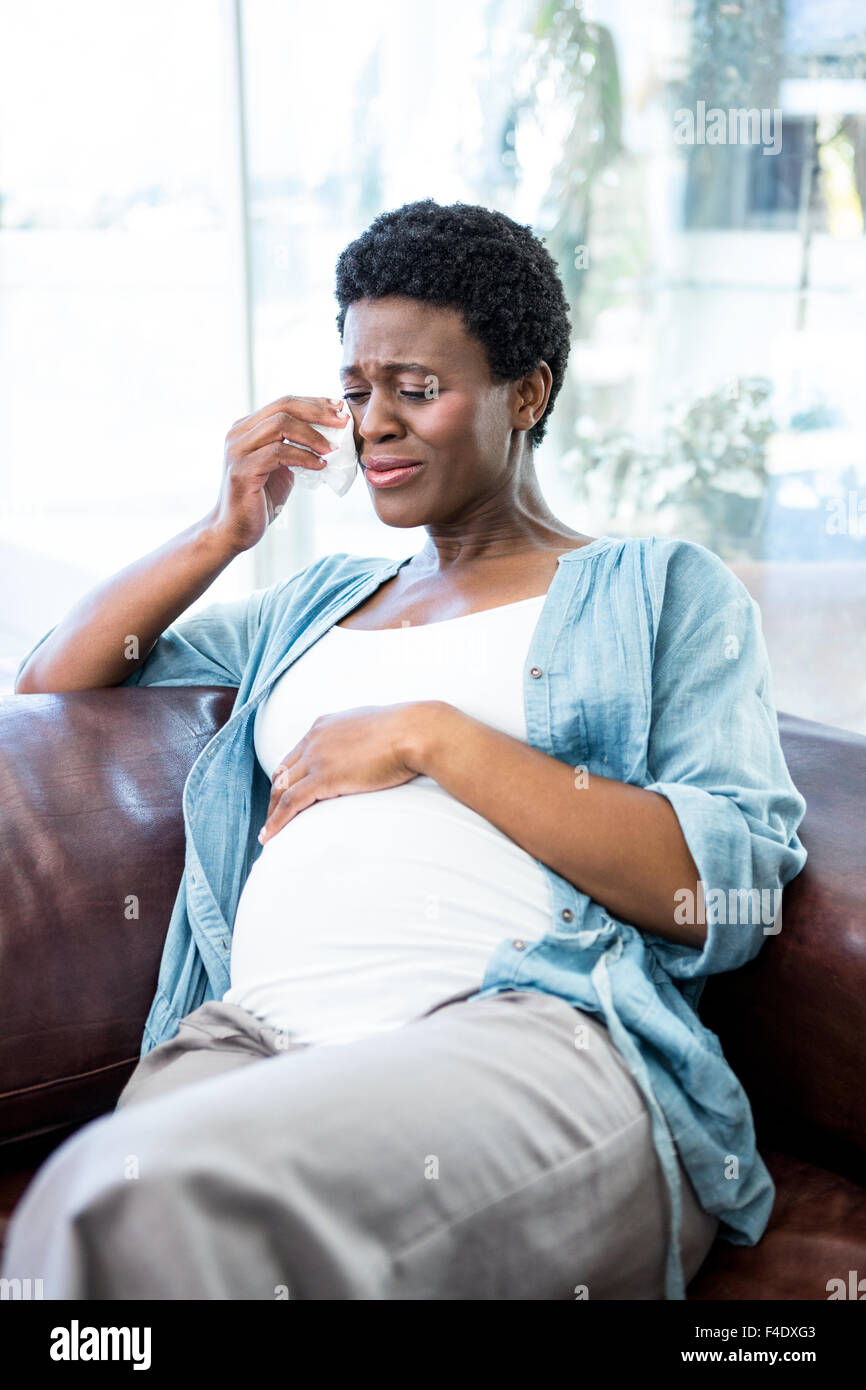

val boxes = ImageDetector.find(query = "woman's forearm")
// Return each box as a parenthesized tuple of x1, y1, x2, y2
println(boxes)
(15, 511, 240, 693)
(407, 701, 706, 949)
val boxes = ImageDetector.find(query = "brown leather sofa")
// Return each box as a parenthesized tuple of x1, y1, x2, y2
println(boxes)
(1, 686, 864, 1298)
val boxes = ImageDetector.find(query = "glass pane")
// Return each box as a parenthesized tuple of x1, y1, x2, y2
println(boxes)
(0, 0, 254, 693)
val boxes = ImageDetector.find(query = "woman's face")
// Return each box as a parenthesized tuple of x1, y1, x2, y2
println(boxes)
(339, 294, 550, 527)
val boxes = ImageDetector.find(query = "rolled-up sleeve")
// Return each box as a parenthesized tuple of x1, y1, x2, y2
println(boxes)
(117, 589, 270, 688)
(642, 546, 807, 979)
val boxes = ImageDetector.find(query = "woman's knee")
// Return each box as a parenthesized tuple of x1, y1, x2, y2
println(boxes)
(7, 1096, 206, 1251)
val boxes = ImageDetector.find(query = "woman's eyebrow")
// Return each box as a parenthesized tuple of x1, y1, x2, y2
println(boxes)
(339, 361, 437, 378)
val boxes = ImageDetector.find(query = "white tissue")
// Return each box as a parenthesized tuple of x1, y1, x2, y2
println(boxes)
(284, 399, 358, 498)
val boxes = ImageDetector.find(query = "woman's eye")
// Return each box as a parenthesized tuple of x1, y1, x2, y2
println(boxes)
(342, 391, 431, 401)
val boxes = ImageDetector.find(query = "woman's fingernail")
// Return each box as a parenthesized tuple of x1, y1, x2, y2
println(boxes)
(258, 829, 266, 843)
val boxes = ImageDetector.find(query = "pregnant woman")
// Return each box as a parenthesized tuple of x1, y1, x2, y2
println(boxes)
(4, 199, 807, 1301)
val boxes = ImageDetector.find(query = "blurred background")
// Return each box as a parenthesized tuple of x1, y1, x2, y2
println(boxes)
(1, 0, 864, 729)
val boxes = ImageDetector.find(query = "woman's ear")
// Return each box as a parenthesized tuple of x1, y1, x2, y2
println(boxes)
(512, 362, 552, 433)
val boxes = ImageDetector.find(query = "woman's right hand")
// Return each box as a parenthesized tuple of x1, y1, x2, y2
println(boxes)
(205, 395, 350, 554)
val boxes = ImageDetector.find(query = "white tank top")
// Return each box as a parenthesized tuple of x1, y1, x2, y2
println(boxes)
(223, 594, 553, 1045)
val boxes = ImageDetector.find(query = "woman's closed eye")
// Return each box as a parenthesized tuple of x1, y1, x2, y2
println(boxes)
(343, 390, 432, 401)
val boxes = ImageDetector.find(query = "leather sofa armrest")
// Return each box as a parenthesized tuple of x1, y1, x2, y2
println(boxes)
(701, 712, 866, 1184)
(0, 686, 237, 1154)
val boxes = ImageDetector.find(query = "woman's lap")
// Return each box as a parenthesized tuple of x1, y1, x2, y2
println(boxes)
(0, 989, 719, 1299)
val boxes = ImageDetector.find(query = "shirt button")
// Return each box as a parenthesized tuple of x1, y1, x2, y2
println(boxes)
(529, 666, 543, 679)
(512, 938, 526, 950)
(561, 908, 574, 922)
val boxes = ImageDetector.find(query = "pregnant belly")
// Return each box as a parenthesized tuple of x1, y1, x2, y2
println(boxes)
(226, 778, 553, 1034)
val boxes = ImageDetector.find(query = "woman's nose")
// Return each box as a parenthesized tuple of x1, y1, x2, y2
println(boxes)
(357, 389, 406, 441)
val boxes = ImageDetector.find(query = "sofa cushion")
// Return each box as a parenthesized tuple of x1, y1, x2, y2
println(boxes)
(687, 1149, 866, 1299)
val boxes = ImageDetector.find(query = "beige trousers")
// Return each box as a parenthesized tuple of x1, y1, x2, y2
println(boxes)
(2, 988, 719, 1299)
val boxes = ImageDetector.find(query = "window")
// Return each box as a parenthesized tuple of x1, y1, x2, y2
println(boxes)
(0, 0, 254, 691)
(4, 0, 864, 733)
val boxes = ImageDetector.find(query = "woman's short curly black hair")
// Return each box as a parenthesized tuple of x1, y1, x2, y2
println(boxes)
(335, 199, 572, 450)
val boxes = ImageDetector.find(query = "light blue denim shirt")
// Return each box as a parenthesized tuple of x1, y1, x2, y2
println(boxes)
(17, 535, 807, 1299)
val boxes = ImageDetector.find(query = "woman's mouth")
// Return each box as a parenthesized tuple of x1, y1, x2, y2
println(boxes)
(361, 460, 425, 488)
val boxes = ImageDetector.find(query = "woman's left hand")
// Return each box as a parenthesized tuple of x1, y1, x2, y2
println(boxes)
(257, 701, 441, 844)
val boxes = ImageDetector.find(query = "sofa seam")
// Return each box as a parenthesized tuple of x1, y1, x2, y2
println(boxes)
(0, 1055, 137, 1103)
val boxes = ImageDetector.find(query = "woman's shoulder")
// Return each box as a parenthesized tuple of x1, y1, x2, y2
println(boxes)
(605, 534, 754, 630)
(607, 532, 740, 578)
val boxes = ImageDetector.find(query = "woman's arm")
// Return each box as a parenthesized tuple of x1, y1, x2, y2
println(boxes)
(405, 701, 706, 948)
(15, 394, 344, 693)
(16, 518, 242, 692)
(257, 698, 700, 946)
